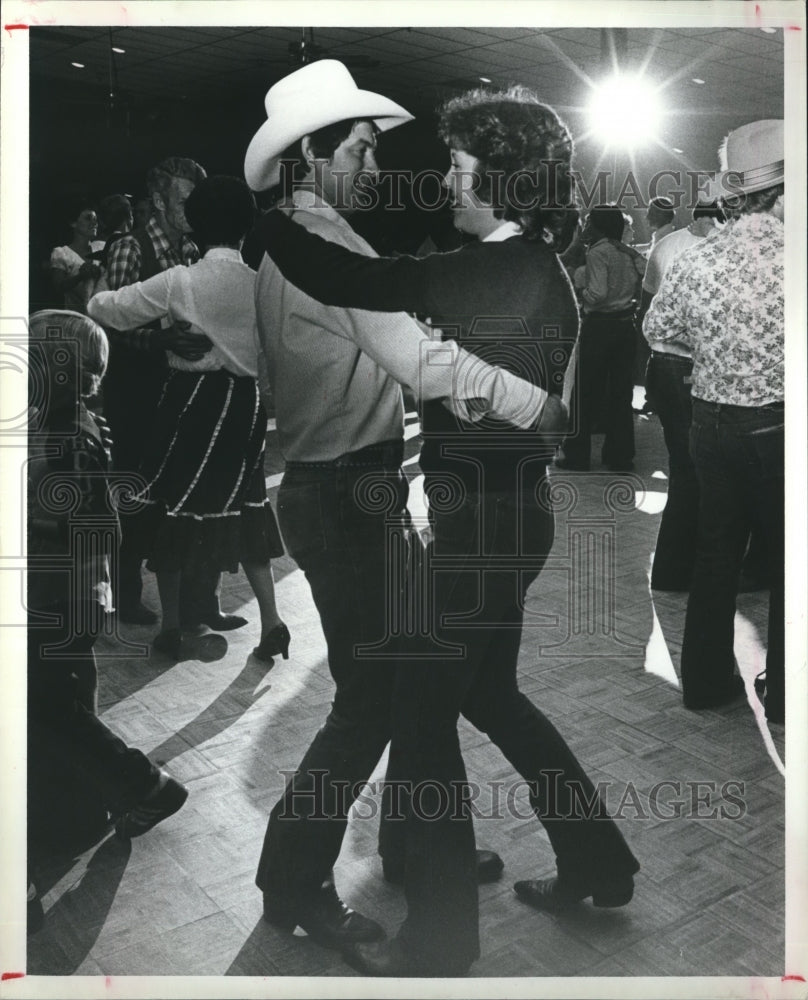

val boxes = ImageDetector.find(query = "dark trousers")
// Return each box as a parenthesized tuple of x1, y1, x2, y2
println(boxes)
(645, 352, 700, 589)
(255, 443, 408, 904)
(564, 314, 636, 469)
(104, 352, 222, 622)
(28, 605, 160, 818)
(646, 355, 769, 591)
(682, 399, 784, 716)
(386, 482, 640, 973)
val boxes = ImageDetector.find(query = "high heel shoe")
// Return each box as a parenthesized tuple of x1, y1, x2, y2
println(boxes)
(253, 622, 290, 662)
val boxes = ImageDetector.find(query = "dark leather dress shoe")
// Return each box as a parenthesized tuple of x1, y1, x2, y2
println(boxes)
(342, 939, 470, 978)
(199, 613, 248, 632)
(262, 883, 384, 950)
(514, 873, 635, 913)
(382, 848, 504, 886)
(119, 602, 159, 625)
(115, 773, 188, 839)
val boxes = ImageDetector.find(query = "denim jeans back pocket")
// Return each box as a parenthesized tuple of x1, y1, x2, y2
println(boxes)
(277, 481, 327, 561)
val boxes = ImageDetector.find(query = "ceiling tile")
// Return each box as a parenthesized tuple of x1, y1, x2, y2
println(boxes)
(466, 27, 542, 41)
(405, 29, 485, 52)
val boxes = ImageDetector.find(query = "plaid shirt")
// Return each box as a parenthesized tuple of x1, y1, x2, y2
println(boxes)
(105, 217, 199, 351)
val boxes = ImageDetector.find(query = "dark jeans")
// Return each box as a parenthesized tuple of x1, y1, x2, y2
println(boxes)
(646, 356, 769, 591)
(386, 477, 640, 973)
(682, 399, 784, 715)
(564, 313, 636, 469)
(645, 352, 700, 589)
(256, 441, 408, 904)
(28, 604, 160, 818)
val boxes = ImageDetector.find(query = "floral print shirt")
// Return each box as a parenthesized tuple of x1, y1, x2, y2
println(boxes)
(643, 212, 784, 405)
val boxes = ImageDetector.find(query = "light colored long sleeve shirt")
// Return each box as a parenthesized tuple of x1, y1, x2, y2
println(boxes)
(88, 248, 260, 377)
(580, 238, 645, 313)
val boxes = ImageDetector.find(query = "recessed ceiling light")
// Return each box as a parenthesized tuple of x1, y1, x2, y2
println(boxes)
(691, 77, 705, 85)
(71, 62, 85, 69)
(760, 27, 777, 33)
(479, 76, 492, 83)
(112, 46, 126, 54)
(672, 147, 684, 153)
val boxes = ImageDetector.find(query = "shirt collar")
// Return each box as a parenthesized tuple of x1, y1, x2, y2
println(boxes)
(727, 211, 784, 239)
(203, 247, 244, 262)
(482, 220, 523, 243)
(292, 188, 351, 230)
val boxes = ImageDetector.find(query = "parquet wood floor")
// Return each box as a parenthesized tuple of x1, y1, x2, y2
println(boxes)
(24, 410, 787, 981)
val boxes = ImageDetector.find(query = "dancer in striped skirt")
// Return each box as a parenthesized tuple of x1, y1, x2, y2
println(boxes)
(89, 176, 288, 662)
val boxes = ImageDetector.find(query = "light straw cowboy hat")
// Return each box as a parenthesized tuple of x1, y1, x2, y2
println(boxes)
(719, 119, 784, 195)
(244, 60, 414, 191)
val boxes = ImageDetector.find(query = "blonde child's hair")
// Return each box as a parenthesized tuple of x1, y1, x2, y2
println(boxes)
(29, 309, 109, 399)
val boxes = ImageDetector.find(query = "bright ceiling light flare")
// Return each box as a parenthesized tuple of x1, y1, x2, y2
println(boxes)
(587, 73, 664, 150)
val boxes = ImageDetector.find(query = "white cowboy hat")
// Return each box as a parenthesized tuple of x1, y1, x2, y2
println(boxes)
(244, 60, 414, 191)
(719, 119, 784, 195)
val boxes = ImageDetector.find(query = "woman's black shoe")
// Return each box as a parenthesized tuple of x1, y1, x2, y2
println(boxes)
(514, 873, 635, 913)
(254, 622, 291, 662)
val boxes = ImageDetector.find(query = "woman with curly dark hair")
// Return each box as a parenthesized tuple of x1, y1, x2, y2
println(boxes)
(257, 85, 639, 977)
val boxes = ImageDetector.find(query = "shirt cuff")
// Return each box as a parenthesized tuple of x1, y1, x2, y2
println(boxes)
(446, 360, 548, 430)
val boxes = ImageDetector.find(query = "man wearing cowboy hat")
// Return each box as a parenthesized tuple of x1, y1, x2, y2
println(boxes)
(246, 60, 560, 953)
(644, 119, 785, 725)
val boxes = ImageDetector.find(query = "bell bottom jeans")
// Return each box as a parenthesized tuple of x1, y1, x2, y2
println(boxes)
(681, 399, 784, 715)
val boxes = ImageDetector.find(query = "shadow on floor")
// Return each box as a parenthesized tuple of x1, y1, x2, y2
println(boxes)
(28, 834, 132, 974)
(146, 653, 276, 766)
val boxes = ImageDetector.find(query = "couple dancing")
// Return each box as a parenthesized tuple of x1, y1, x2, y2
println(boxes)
(246, 60, 639, 977)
